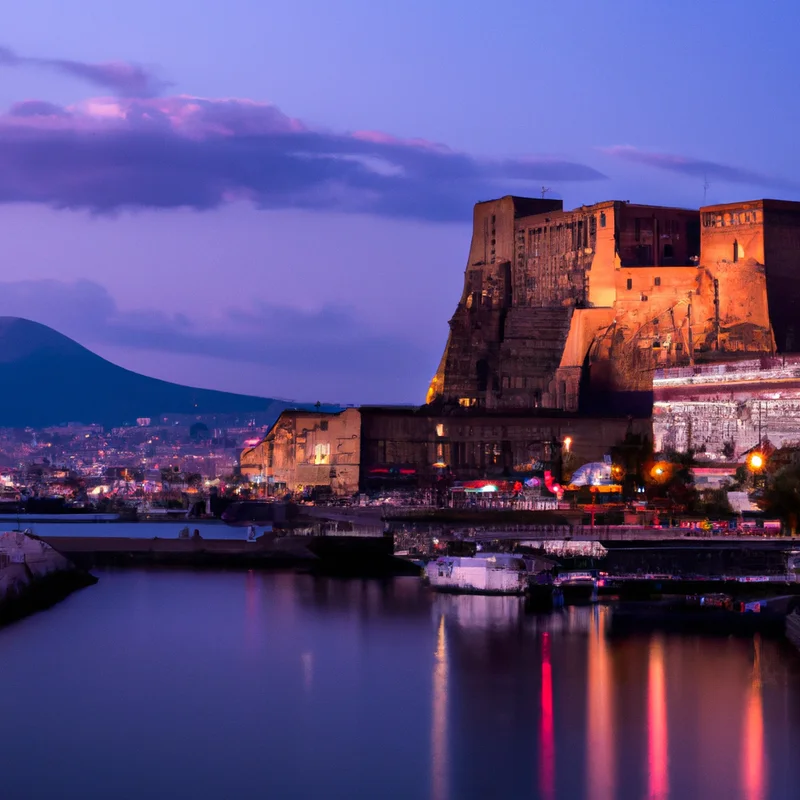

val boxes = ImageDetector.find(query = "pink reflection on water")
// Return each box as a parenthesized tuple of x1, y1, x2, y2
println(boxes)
(741, 636, 767, 800)
(647, 636, 669, 800)
(586, 606, 616, 800)
(431, 614, 449, 800)
(539, 632, 555, 800)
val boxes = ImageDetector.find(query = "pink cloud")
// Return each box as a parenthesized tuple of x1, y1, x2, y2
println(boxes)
(0, 92, 606, 220)
(0, 44, 168, 97)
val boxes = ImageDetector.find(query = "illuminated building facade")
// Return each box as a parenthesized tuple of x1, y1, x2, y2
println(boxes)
(427, 197, 800, 413)
(242, 196, 800, 489)
(241, 405, 644, 495)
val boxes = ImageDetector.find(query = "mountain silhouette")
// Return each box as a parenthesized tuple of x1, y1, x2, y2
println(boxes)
(0, 317, 296, 427)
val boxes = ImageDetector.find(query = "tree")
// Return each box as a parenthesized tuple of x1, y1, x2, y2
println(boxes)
(610, 431, 652, 500)
(759, 464, 800, 534)
(697, 488, 733, 517)
(722, 440, 735, 459)
(645, 450, 698, 512)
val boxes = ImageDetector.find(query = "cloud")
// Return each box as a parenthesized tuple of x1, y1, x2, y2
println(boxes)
(0, 44, 168, 97)
(602, 145, 800, 191)
(0, 93, 606, 222)
(0, 279, 433, 401)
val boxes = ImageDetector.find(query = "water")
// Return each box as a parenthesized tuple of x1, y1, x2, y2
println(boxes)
(1, 519, 257, 540)
(1, 571, 800, 800)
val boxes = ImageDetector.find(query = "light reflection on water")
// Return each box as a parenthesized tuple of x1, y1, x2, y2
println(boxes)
(0, 571, 798, 800)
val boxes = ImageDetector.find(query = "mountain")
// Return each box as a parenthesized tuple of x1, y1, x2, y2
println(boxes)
(0, 317, 299, 428)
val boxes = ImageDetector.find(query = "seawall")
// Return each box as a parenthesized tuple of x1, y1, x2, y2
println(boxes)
(0, 530, 97, 626)
(38, 533, 421, 577)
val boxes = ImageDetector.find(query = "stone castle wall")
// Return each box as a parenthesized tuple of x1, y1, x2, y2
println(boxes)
(429, 196, 796, 413)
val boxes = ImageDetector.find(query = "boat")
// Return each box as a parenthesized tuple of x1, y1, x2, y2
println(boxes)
(554, 570, 599, 604)
(424, 553, 529, 595)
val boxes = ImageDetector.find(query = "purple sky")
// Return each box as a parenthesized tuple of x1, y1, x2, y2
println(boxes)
(2, 0, 799, 405)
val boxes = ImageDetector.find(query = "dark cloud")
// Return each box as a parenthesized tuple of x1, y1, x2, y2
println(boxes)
(603, 145, 800, 191)
(0, 279, 433, 401)
(0, 44, 168, 97)
(0, 94, 606, 222)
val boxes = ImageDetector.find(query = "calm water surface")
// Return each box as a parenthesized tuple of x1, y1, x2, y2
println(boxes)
(1, 570, 800, 800)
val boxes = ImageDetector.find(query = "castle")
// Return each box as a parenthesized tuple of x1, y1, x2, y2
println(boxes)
(241, 196, 800, 495)
(427, 197, 800, 413)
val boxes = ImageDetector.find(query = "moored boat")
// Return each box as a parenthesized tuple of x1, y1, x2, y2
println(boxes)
(424, 553, 529, 595)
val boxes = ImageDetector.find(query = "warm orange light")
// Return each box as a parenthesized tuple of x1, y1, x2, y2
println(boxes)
(747, 452, 764, 471)
(564, 436, 572, 452)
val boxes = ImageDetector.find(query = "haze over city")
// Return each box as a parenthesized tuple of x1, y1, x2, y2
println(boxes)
(3, 0, 799, 404)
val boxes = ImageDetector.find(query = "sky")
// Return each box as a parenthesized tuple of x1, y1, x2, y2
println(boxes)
(2, 0, 799, 405)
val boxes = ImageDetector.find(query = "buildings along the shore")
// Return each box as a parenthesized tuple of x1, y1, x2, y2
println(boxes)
(242, 195, 800, 495)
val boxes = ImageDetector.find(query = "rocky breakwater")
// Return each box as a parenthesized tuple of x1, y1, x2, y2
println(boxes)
(0, 530, 97, 626)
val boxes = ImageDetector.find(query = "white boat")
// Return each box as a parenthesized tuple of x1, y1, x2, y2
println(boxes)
(424, 553, 529, 595)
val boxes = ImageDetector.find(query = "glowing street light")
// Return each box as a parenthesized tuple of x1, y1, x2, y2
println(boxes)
(747, 452, 765, 472)
(563, 436, 572, 452)
(650, 461, 670, 481)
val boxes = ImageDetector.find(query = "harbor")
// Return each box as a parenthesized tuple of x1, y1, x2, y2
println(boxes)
(3, 567, 799, 800)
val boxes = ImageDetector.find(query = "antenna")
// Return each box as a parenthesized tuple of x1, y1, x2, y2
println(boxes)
(703, 174, 710, 206)
(540, 186, 551, 199)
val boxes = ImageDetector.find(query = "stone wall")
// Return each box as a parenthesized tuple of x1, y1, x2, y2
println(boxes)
(429, 195, 796, 413)
(653, 357, 800, 459)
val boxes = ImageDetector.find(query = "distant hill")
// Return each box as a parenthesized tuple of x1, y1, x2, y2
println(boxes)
(0, 317, 317, 428)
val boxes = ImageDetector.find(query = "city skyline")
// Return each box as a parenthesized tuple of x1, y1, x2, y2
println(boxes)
(3, 0, 799, 405)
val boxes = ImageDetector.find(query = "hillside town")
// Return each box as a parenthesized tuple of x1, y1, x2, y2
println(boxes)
(0, 414, 269, 516)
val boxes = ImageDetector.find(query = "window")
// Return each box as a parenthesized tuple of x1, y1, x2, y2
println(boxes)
(654, 276, 661, 287)
(313, 443, 330, 465)
(435, 423, 445, 438)
(662, 244, 673, 260)
(599, 212, 606, 228)
(626, 278, 633, 290)
(320, 420, 328, 431)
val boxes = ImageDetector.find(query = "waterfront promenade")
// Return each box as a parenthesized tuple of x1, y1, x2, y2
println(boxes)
(303, 505, 793, 543)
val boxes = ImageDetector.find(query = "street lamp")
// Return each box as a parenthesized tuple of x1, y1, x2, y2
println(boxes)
(563, 436, 572, 452)
(747, 452, 764, 472)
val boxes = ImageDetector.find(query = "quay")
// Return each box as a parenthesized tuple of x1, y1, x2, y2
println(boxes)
(38, 531, 418, 576)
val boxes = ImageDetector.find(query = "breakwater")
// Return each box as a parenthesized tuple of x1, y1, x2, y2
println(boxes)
(0, 531, 97, 626)
(39, 532, 420, 576)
